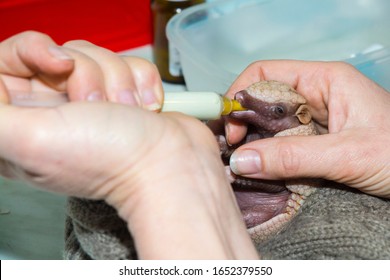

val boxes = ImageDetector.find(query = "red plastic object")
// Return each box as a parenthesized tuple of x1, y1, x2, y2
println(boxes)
(0, 0, 152, 52)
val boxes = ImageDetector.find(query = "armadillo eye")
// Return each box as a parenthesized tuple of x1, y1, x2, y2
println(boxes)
(272, 105, 285, 116)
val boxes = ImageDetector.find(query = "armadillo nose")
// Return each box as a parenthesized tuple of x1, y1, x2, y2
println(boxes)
(234, 90, 248, 103)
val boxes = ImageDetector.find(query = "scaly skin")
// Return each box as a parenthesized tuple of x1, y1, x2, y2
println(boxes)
(249, 122, 320, 244)
(215, 80, 321, 245)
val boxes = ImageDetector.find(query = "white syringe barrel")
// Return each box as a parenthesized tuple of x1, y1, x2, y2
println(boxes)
(9, 90, 225, 120)
(162, 91, 223, 120)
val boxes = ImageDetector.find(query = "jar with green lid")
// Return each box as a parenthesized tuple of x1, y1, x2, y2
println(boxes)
(152, 0, 206, 84)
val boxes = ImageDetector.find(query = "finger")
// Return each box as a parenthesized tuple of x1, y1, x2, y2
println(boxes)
(59, 45, 107, 101)
(122, 56, 164, 111)
(228, 130, 373, 186)
(64, 40, 139, 105)
(0, 31, 74, 80)
(63, 41, 164, 110)
(224, 118, 247, 145)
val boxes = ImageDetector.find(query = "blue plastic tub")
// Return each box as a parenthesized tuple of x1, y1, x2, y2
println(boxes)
(167, 0, 390, 92)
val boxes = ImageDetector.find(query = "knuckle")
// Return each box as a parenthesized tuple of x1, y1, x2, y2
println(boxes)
(126, 56, 157, 71)
(247, 60, 262, 70)
(139, 59, 159, 77)
(275, 141, 301, 177)
(20, 30, 49, 40)
(327, 61, 357, 76)
(333, 61, 355, 71)
(127, 57, 161, 82)
(17, 31, 53, 47)
(246, 61, 266, 78)
(63, 40, 95, 49)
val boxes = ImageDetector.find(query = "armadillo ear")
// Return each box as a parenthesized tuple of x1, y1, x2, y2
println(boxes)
(296, 105, 311, 124)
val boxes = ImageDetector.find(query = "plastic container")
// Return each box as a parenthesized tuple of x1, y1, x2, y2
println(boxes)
(167, 0, 390, 93)
(152, 0, 205, 84)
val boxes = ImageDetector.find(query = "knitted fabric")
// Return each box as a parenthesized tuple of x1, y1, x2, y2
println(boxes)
(64, 198, 137, 260)
(64, 182, 390, 259)
(259, 182, 390, 259)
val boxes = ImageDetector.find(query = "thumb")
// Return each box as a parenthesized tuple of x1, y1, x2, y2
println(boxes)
(229, 131, 363, 184)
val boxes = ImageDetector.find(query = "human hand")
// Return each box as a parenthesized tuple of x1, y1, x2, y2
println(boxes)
(0, 31, 163, 110)
(225, 61, 390, 198)
(0, 102, 257, 259)
(0, 32, 257, 259)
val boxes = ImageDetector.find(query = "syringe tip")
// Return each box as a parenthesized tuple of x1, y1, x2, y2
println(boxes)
(221, 97, 246, 115)
(231, 99, 246, 112)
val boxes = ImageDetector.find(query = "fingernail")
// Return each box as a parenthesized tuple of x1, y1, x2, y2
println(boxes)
(48, 46, 73, 60)
(87, 91, 103, 101)
(230, 150, 261, 175)
(225, 123, 231, 146)
(117, 89, 140, 106)
(141, 89, 161, 111)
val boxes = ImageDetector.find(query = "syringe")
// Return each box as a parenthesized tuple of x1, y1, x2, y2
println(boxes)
(162, 91, 245, 120)
(9, 91, 246, 120)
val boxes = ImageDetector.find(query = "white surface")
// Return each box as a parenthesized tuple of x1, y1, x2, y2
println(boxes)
(0, 44, 186, 260)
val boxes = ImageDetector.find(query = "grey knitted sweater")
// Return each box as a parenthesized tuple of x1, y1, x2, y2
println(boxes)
(64, 181, 390, 259)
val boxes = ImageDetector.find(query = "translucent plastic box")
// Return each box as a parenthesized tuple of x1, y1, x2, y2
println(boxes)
(167, 0, 390, 93)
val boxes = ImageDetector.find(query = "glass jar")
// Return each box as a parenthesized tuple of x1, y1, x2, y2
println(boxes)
(151, 0, 205, 84)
